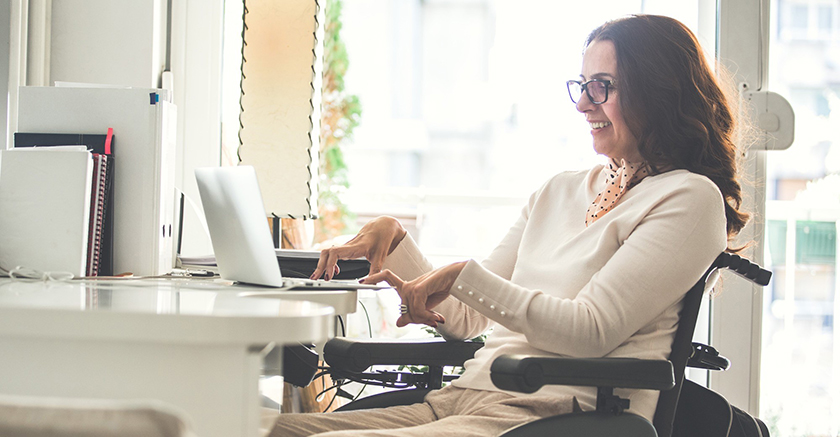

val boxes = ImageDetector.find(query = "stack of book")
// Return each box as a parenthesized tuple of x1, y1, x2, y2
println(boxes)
(0, 130, 115, 277)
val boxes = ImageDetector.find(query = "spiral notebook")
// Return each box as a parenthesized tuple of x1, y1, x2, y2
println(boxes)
(85, 153, 111, 276)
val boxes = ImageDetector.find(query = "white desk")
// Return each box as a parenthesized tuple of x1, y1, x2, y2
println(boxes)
(0, 277, 341, 437)
(204, 279, 359, 316)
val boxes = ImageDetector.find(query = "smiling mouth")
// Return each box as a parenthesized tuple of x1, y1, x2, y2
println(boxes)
(589, 121, 612, 130)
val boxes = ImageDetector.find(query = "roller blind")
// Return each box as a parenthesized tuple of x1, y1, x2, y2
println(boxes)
(239, 0, 323, 218)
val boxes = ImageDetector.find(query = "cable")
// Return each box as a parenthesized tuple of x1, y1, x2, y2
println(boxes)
(358, 299, 373, 338)
(351, 383, 366, 402)
(0, 264, 74, 281)
(314, 381, 342, 402)
(342, 299, 374, 405)
(337, 315, 346, 337)
(0, 264, 13, 278)
(0, 263, 222, 282)
(318, 297, 375, 411)
(757, 0, 765, 91)
(323, 384, 342, 412)
(77, 273, 218, 281)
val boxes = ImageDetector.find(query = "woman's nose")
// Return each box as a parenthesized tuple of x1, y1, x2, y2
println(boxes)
(575, 93, 593, 113)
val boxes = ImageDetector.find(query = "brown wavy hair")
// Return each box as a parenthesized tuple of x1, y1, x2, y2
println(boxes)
(586, 15, 749, 240)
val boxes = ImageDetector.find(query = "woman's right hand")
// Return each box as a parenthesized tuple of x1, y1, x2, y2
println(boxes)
(310, 216, 408, 281)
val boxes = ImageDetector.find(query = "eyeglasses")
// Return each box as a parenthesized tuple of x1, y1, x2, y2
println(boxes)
(566, 78, 616, 105)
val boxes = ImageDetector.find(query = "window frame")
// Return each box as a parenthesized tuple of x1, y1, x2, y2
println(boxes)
(711, 0, 772, 415)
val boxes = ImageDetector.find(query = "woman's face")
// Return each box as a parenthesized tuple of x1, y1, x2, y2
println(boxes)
(576, 40, 642, 163)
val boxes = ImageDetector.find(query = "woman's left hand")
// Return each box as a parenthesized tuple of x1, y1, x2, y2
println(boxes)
(363, 261, 468, 328)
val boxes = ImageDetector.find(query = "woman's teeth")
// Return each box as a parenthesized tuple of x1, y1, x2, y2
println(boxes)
(590, 121, 612, 129)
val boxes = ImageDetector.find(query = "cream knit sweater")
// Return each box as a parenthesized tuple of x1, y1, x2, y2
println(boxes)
(382, 164, 727, 421)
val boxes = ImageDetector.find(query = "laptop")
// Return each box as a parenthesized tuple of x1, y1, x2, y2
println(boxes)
(194, 165, 385, 290)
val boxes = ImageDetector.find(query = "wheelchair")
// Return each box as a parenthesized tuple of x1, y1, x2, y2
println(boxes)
(320, 252, 772, 437)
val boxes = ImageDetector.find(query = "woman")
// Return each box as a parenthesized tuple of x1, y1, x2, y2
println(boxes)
(272, 14, 748, 437)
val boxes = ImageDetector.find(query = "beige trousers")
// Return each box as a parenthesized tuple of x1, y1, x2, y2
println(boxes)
(269, 386, 578, 437)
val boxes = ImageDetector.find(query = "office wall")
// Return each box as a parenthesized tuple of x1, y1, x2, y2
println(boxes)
(0, 0, 10, 149)
(48, 0, 167, 88)
(29, 0, 220, 256)
(168, 0, 224, 256)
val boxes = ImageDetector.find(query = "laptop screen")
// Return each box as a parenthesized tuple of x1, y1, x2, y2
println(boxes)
(195, 166, 286, 287)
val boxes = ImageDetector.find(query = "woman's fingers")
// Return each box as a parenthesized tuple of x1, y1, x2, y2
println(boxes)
(367, 250, 387, 277)
(361, 259, 462, 330)
(310, 250, 331, 280)
(397, 310, 444, 328)
(409, 286, 437, 324)
(394, 274, 448, 328)
(362, 269, 405, 289)
(310, 246, 355, 280)
(310, 216, 406, 281)
(324, 250, 340, 281)
(363, 269, 444, 327)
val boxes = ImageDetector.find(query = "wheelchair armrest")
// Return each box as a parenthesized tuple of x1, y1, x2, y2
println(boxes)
(324, 337, 485, 373)
(490, 354, 675, 394)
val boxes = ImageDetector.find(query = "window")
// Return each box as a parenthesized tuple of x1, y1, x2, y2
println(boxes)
(338, 0, 713, 265)
(818, 5, 834, 33)
(778, 0, 838, 41)
(763, 0, 840, 434)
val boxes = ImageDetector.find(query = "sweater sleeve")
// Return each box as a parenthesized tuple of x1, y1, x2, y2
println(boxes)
(434, 188, 537, 341)
(380, 229, 495, 341)
(381, 185, 539, 341)
(446, 177, 727, 357)
(381, 233, 434, 281)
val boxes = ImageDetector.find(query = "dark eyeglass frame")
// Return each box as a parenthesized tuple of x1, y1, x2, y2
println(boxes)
(566, 78, 616, 105)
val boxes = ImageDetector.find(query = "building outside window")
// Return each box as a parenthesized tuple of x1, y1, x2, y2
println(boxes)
(762, 0, 840, 435)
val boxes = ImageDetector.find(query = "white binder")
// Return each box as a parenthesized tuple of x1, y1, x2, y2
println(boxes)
(17, 86, 176, 276)
(0, 147, 93, 276)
